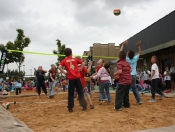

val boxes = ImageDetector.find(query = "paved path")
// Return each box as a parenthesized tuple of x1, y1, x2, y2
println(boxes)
(134, 125, 175, 132)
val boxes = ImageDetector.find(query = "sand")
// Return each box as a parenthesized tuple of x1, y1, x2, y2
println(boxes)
(1, 90, 175, 132)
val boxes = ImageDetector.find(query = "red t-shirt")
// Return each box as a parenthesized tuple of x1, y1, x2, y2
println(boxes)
(117, 59, 132, 85)
(49, 69, 56, 78)
(79, 66, 88, 87)
(96, 65, 102, 72)
(60, 56, 82, 80)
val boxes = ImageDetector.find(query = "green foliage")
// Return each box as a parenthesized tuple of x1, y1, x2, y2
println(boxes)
(53, 39, 66, 65)
(0, 69, 25, 80)
(0, 29, 31, 75)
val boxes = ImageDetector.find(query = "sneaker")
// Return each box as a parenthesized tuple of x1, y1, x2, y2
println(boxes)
(116, 108, 122, 111)
(68, 108, 73, 113)
(148, 99, 156, 102)
(90, 105, 94, 109)
(136, 101, 142, 105)
(160, 94, 166, 100)
(83, 106, 87, 111)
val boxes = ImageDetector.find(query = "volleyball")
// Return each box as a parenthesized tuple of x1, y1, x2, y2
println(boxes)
(113, 9, 121, 16)
(2, 102, 10, 109)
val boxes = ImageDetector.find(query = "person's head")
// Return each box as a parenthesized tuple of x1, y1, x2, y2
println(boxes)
(75, 56, 82, 60)
(151, 56, 157, 63)
(127, 50, 135, 60)
(97, 59, 104, 66)
(17, 78, 20, 83)
(64, 48, 72, 57)
(165, 67, 169, 71)
(38, 66, 43, 70)
(51, 64, 56, 69)
(119, 51, 126, 59)
(104, 62, 110, 72)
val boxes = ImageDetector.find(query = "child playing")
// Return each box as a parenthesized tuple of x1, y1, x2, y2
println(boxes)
(164, 67, 171, 91)
(62, 78, 67, 92)
(114, 51, 132, 111)
(76, 56, 94, 109)
(92, 62, 111, 105)
(58, 48, 87, 112)
(48, 64, 57, 98)
(149, 56, 165, 102)
(14, 78, 22, 95)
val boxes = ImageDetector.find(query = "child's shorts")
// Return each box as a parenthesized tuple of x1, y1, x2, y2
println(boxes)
(83, 87, 89, 95)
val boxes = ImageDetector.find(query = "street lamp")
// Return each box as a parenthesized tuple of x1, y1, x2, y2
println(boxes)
(30, 69, 32, 77)
(23, 65, 25, 72)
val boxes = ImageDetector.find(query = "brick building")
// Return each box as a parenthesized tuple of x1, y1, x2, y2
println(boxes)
(83, 43, 120, 75)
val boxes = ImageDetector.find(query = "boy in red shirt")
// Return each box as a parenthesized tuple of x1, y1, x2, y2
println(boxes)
(58, 48, 87, 112)
(114, 51, 132, 111)
(76, 56, 94, 109)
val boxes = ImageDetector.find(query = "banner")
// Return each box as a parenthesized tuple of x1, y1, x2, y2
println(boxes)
(0, 50, 7, 73)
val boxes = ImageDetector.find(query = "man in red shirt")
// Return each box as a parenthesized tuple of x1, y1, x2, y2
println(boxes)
(76, 56, 94, 109)
(48, 64, 57, 98)
(114, 51, 132, 111)
(58, 48, 87, 112)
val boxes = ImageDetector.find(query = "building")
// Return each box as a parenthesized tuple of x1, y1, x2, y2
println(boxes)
(119, 10, 175, 89)
(83, 43, 120, 75)
(119, 10, 175, 72)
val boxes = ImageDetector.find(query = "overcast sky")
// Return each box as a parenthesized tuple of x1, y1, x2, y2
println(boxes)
(0, 0, 175, 76)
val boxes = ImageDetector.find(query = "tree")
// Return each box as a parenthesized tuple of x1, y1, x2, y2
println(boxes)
(0, 29, 31, 75)
(53, 39, 66, 65)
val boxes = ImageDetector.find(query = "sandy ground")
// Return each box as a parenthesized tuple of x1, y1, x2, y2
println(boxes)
(1, 89, 175, 132)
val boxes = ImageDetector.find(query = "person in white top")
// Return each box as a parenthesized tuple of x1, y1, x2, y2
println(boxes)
(148, 56, 164, 102)
(164, 67, 171, 90)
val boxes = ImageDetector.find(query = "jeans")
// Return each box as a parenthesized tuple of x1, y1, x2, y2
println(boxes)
(115, 84, 130, 109)
(100, 81, 111, 102)
(137, 84, 144, 91)
(49, 81, 57, 96)
(68, 78, 87, 109)
(131, 75, 141, 103)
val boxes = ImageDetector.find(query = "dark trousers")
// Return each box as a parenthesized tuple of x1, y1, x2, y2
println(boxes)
(165, 80, 171, 90)
(37, 81, 47, 95)
(16, 88, 21, 95)
(63, 85, 66, 92)
(68, 78, 87, 109)
(86, 81, 91, 93)
(115, 84, 130, 109)
(151, 78, 163, 99)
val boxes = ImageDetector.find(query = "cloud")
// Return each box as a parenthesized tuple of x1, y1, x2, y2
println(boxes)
(0, 0, 175, 76)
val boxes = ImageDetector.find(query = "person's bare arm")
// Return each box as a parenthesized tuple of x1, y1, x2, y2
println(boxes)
(114, 70, 122, 76)
(87, 61, 92, 73)
(34, 68, 36, 75)
(58, 65, 67, 75)
(42, 70, 47, 73)
(150, 70, 155, 81)
(79, 62, 85, 71)
(120, 40, 128, 51)
(136, 41, 142, 56)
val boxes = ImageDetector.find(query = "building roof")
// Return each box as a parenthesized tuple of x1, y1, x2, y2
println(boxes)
(120, 10, 175, 55)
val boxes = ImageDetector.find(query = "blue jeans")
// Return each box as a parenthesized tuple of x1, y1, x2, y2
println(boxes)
(131, 75, 141, 102)
(100, 81, 111, 102)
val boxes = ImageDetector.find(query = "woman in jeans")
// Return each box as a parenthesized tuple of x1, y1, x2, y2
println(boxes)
(92, 63, 111, 105)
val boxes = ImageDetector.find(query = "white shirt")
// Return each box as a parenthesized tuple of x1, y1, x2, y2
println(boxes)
(164, 71, 171, 80)
(151, 64, 159, 79)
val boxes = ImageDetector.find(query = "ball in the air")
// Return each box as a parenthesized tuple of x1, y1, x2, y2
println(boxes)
(2, 102, 10, 109)
(113, 9, 121, 16)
